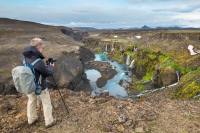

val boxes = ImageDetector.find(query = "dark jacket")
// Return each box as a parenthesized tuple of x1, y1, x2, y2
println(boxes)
(21, 46, 53, 90)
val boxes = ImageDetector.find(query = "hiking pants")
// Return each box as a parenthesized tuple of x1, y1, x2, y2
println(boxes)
(27, 88, 54, 126)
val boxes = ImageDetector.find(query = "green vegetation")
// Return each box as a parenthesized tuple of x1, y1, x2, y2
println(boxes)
(175, 68, 200, 99)
(148, 53, 157, 60)
(141, 71, 154, 82)
(126, 51, 135, 55)
(160, 62, 191, 74)
(98, 47, 102, 53)
(139, 85, 146, 90)
(160, 63, 179, 71)
(114, 54, 121, 60)
(102, 38, 129, 42)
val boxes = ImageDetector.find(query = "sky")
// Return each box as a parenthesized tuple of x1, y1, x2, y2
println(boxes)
(0, 0, 200, 29)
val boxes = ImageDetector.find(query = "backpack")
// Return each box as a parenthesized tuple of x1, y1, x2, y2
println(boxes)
(12, 57, 42, 95)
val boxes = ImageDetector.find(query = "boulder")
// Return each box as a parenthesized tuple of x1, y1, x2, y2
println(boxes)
(160, 66, 178, 86)
(96, 77, 107, 88)
(101, 68, 118, 80)
(125, 72, 129, 75)
(153, 66, 178, 87)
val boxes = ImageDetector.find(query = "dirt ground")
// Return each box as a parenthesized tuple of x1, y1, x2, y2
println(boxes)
(1, 87, 200, 133)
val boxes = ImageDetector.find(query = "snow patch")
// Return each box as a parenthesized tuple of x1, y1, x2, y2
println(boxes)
(188, 45, 198, 55)
(114, 36, 118, 38)
(135, 36, 141, 39)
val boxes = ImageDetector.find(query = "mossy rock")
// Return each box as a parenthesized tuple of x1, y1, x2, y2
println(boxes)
(160, 66, 178, 86)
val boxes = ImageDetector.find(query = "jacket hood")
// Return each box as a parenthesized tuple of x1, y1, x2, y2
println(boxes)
(22, 46, 45, 59)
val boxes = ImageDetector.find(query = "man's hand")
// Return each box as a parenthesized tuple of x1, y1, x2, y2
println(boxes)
(50, 62, 54, 67)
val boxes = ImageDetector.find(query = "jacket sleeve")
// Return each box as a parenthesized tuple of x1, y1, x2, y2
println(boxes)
(34, 60, 53, 77)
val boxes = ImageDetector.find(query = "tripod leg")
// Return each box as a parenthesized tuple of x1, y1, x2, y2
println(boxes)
(51, 74, 69, 114)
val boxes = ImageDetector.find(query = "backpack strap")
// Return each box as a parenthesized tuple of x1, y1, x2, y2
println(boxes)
(29, 58, 41, 75)
(22, 56, 27, 66)
(30, 58, 41, 67)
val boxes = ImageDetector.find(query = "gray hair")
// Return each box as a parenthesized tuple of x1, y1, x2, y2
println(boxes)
(30, 38, 44, 48)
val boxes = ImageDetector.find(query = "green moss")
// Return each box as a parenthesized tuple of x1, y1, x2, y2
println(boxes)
(98, 47, 102, 53)
(148, 54, 157, 60)
(161, 63, 179, 71)
(114, 55, 121, 60)
(158, 55, 170, 64)
(160, 62, 191, 74)
(126, 51, 135, 55)
(139, 85, 146, 90)
(179, 68, 200, 84)
(175, 76, 200, 99)
(141, 71, 154, 82)
(102, 38, 128, 42)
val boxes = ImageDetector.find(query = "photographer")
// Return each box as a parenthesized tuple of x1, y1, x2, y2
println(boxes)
(21, 38, 56, 128)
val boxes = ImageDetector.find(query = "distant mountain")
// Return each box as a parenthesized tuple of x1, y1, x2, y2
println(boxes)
(155, 26, 200, 30)
(72, 27, 99, 31)
(117, 27, 139, 30)
(141, 25, 152, 29)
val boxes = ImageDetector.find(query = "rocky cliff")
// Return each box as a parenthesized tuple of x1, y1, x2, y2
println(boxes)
(83, 29, 200, 99)
(0, 18, 94, 95)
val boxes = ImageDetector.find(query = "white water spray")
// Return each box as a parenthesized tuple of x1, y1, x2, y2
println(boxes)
(129, 60, 134, 67)
(111, 42, 115, 51)
(105, 44, 108, 51)
(126, 55, 130, 65)
(134, 46, 137, 51)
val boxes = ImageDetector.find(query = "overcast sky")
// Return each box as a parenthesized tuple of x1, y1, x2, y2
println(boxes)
(0, 0, 200, 29)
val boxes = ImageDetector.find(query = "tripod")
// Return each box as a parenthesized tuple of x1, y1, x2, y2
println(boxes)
(51, 74, 69, 114)
(37, 74, 69, 126)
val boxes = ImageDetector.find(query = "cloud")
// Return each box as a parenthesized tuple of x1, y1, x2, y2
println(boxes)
(123, 0, 198, 4)
(152, 2, 200, 13)
(153, 6, 195, 13)
(0, 2, 199, 28)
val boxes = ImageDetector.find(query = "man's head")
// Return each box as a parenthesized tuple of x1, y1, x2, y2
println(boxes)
(30, 38, 44, 52)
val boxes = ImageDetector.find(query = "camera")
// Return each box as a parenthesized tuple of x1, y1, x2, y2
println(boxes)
(46, 58, 57, 66)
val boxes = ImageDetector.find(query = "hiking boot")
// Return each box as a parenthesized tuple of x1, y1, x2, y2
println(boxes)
(45, 119, 57, 129)
(28, 117, 39, 127)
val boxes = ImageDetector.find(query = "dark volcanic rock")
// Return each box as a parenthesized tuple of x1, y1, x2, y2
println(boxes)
(85, 61, 112, 72)
(96, 77, 107, 88)
(101, 68, 118, 80)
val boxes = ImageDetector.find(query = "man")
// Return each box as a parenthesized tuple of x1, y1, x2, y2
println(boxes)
(21, 38, 56, 128)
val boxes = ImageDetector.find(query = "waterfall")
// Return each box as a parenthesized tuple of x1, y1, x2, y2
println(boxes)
(105, 44, 108, 51)
(126, 55, 130, 65)
(129, 60, 134, 67)
(111, 42, 115, 51)
(134, 46, 137, 51)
